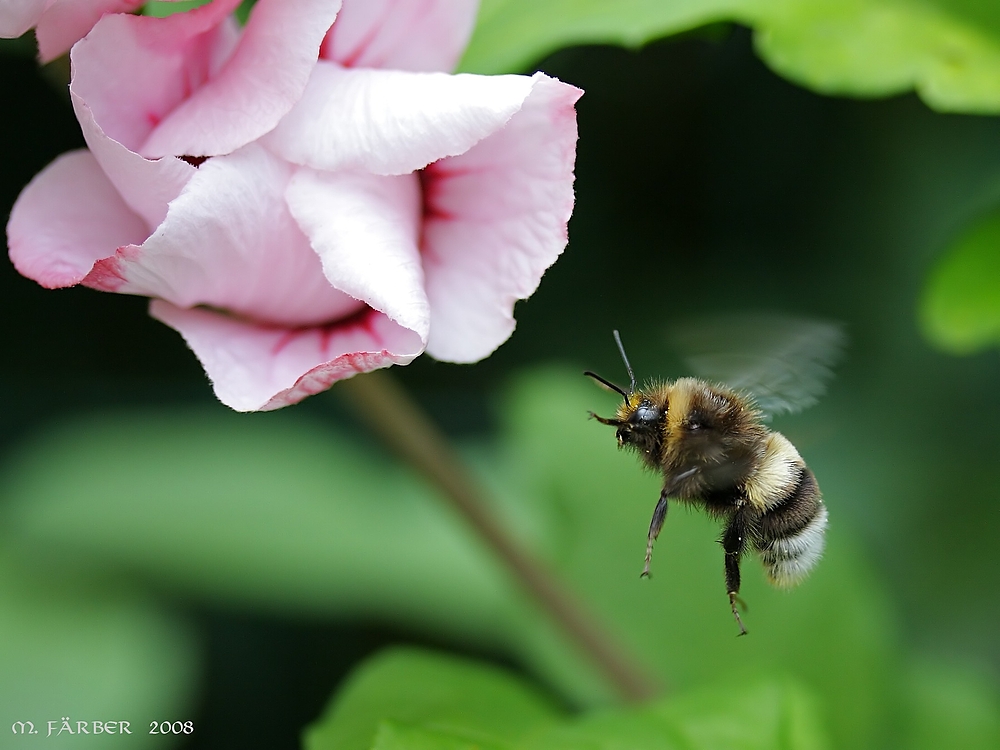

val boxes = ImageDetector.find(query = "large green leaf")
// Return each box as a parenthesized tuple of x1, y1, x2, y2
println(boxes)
(920, 209, 1000, 353)
(304, 648, 561, 750)
(307, 647, 830, 750)
(0, 410, 520, 642)
(460, 0, 1000, 114)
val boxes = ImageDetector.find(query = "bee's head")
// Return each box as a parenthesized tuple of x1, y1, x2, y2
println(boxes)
(611, 393, 663, 448)
(585, 331, 665, 460)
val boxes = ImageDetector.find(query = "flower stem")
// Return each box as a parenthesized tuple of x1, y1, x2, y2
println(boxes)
(339, 368, 660, 703)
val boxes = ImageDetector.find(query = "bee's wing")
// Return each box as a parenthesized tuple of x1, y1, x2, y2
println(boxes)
(668, 312, 845, 418)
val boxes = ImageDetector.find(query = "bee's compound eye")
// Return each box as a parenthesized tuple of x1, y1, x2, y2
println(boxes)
(616, 426, 632, 443)
(634, 401, 661, 425)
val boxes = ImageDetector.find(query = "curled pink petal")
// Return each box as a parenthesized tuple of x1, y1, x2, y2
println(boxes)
(263, 62, 534, 175)
(150, 302, 424, 411)
(35, 0, 143, 62)
(422, 73, 583, 362)
(322, 0, 478, 73)
(142, 0, 342, 158)
(71, 89, 196, 229)
(0, 0, 50, 39)
(70, 0, 242, 155)
(286, 168, 429, 338)
(7, 149, 149, 289)
(84, 144, 363, 327)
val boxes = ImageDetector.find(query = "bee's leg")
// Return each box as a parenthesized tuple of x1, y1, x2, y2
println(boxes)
(640, 490, 669, 578)
(721, 512, 750, 636)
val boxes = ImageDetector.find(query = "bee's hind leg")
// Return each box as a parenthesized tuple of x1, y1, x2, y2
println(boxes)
(640, 490, 669, 578)
(721, 511, 751, 636)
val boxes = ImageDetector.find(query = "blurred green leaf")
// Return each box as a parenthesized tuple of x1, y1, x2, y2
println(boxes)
(896, 658, 1000, 750)
(308, 647, 830, 750)
(143, 0, 213, 17)
(0, 552, 197, 747)
(920, 210, 1000, 353)
(461, 0, 1000, 113)
(304, 647, 561, 750)
(523, 677, 829, 750)
(0, 410, 517, 640)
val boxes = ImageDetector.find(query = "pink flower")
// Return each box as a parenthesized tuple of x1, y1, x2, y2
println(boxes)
(7, 0, 582, 411)
(1, 0, 146, 62)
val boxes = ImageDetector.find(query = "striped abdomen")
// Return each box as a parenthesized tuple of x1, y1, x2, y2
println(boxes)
(744, 433, 828, 587)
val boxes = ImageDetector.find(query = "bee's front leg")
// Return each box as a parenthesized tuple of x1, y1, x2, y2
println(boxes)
(640, 489, 669, 578)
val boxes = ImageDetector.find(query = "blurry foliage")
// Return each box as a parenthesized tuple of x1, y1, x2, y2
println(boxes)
(920, 209, 1000, 353)
(2, 369, 997, 747)
(462, 0, 1000, 114)
(305, 648, 830, 750)
(2, 0, 1000, 747)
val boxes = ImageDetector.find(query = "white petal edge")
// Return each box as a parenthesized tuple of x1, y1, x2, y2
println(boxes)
(262, 62, 535, 176)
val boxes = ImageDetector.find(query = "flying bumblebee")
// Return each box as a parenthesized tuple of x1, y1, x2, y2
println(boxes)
(585, 315, 842, 635)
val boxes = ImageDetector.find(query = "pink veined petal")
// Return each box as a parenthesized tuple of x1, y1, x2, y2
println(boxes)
(7, 149, 149, 289)
(262, 62, 535, 176)
(0, 0, 50, 38)
(71, 89, 196, 229)
(286, 168, 429, 339)
(84, 144, 363, 328)
(150, 301, 425, 411)
(36, 0, 143, 62)
(422, 73, 583, 362)
(142, 0, 342, 158)
(321, 0, 478, 73)
(70, 0, 242, 154)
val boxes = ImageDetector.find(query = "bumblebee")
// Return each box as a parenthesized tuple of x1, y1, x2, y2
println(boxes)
(586, 321, 838, 635)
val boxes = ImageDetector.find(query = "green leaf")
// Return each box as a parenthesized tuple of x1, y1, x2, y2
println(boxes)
(310, 648, 829, 750)
(303, 647, 561, 750)
(920, 210, 1000, 353)
(0, 410, 515, 640)
(523, 678, 829, 750)
(0, 552, 197, 748)
(460, 0, 1000, 114)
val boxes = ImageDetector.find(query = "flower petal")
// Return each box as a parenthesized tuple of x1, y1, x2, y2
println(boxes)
(150, 301, 424, 411)
(422, 73, 583, 362)
(0, 0, 49, 39)
(35, 0, 143, 62)
(85, 144, 363, 328)
(262, 62, 535, 176)
(7, 149, 149, 289)
(321, 0, 478, 73)
(142, 0, 341, 158)
(286, 168, 429, 339)
(71, 89, 196, 229)
(70, 0, 242, 155)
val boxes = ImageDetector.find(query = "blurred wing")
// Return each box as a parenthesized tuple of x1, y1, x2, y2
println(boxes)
(667, 312, 845, 417)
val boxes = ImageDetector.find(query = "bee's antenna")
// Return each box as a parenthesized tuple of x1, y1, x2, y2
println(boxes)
(613, 330, 636, 395)
(584, 371, 629, 401)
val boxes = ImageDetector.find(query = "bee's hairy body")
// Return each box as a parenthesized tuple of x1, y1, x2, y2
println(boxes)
(593, 376, 828, 635)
